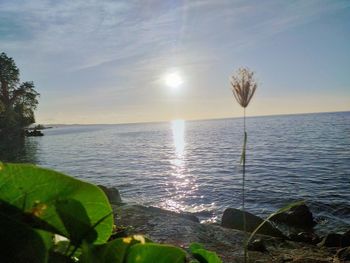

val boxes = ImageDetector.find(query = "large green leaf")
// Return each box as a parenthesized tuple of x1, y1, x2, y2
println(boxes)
(127, 243, 186, 263)
(80, 236, 142, 263)
(55, 198, 98, 246)
(189, 243, 222, 263)
(0, 163, 113, 244)
(0, 212, 52, 263)
(81, 236, 186, 263)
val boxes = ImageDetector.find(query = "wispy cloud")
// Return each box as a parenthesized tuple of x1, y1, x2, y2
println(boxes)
(2, 0, 348, 73)
(0, 0, 349, 123)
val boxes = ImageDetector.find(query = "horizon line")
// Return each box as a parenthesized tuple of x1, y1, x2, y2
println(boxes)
(40, 109, 350, 127)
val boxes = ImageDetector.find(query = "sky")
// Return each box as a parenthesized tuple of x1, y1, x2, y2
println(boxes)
(1, 0, 350, 124)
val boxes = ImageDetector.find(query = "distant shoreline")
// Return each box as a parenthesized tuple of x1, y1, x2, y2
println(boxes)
(40, 110, 350, 127)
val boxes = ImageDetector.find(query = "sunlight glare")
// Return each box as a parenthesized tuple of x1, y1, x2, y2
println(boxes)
(164, 72, 183, 89)
(172, 119, 185, 157)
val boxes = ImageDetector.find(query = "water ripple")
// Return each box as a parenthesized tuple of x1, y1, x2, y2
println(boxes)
(8, 112, 350, 233)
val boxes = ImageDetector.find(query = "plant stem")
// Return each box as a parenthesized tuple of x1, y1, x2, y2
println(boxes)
(243, 107, 247, 263)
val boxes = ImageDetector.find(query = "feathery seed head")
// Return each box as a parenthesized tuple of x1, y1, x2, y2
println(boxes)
(230, 67, 257, 108)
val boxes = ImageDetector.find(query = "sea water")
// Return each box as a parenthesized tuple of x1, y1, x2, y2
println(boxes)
(2, 111, 349, 234)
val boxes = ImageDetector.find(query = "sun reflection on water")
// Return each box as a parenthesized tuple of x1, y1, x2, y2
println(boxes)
(162, 120, 189, 211)
(172, 119, 185, 158)
(170, 119, 186, 176)
(159, 120, 217, 222)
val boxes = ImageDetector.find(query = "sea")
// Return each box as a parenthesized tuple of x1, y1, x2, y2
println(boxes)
(1, 111, 349, 234)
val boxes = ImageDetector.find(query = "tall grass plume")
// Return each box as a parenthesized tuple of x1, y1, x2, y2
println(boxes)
(230, 67, 257, 263)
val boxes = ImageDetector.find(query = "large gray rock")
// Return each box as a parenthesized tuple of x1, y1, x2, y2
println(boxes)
(289, 232, 320, 244)
(115, 204, 334, 262)
(342, 229, 350, 247)
(319, 230, 350, 248)
(318, 233, 343, 247)
(270, 204, 315, 229)
(98, 185, 122, 204)
(221, 208, 285, 238)
(336, 247, 350, 261)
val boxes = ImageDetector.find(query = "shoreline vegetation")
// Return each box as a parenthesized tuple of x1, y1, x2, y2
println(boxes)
(0, 52, 40, 139)
(0, 163, 349, 262)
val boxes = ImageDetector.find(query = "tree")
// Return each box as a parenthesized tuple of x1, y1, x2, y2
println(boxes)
(0, 52, 39, 137)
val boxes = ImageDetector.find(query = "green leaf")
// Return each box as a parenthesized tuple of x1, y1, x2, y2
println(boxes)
(55, 198, 97, 245)
(189, 243, 222, 263)
(80, 236, 146, 263)
(0, 212, 52, 263)
(247, 200, 305, 245)
(189, 243, 203, 251)
(0, 199, 61, 234)
(0, 163, 113, 244)
(127, 243, 186, 263)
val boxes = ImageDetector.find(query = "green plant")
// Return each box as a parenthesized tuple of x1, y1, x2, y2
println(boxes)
(189, 243, 222, 263)
(247, 200, 305, 245)
(0, 162, 113, 262)
(79, 235, 186, 263)
(230, 67, 257, 263)
(0, 52, 40, 136)
(0, 162, 222, 262)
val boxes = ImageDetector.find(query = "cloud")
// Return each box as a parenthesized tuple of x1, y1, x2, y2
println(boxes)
(1, 0, 348, 73)
(1, 0, 349, 123)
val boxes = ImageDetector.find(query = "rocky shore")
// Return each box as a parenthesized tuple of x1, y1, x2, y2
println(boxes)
(100, 186, 350, 263)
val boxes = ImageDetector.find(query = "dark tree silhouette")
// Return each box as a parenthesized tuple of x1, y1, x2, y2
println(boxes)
(0, 52, 39, 137)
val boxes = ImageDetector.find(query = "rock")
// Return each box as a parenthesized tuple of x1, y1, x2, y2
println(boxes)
(342, 229, 350, 247)
(336, 247, 350, 261)
(289, 232, 320, 244)
(116, 204, 334, 263)
(248, 239, 267, 252)
(290, 259, 331, 263)
(270, 204, 316, 229)
(221, 208, 285, 238)
(318, 233, 342, 247)
(98, 185, 122, 204)
(25, 129, 44, 137)
(146, 206, 199, 223)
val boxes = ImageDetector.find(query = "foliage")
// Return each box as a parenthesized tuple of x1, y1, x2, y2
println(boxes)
(189, 243, 222, 263)
(0, 163, 113, 244)
(0, 52, 39, 136)
(0, 163, 222, 262)
(79, 236, 186, 263)
(0, 162, 113, 262)
(247, 200, 305, 245)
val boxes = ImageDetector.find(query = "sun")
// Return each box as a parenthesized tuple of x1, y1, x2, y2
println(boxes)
(164, 72, 183, 89)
